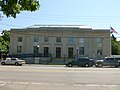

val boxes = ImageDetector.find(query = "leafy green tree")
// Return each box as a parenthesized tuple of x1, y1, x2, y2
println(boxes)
(0, 0, 40, 18)
(1, 30, 10, 42)
(0, 30, 10, 54)
(111, 34, 120, 55)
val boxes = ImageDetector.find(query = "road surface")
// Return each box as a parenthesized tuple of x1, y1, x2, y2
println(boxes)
(0, 65, 120, 90)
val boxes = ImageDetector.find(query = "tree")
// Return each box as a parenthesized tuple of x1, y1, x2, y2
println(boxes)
(0, 0, 40, 18)
(1, 30, 10, 41)
(0, 30, 10, 54)
(111, 34, 120, 55)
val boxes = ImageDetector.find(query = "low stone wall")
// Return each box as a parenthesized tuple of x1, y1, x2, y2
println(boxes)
(21, 57, 72, 65)
(23, 57, 52, 64)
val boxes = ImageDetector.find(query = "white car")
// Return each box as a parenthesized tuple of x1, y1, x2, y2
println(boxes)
(1, 58, 26, 66)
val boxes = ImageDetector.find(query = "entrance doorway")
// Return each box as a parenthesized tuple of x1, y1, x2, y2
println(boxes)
(68, 47, 73, 58)
(44, 47, 49, 57)
(56, 47, 61, 58)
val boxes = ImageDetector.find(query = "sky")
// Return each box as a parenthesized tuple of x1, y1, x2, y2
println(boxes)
(0, 0, 120, 38)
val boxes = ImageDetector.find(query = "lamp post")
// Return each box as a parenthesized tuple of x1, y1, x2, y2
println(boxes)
(76, 47, 79, 59)
(37, 45, 39, 54)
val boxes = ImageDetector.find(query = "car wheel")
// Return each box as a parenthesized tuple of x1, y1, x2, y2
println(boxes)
(95, 65, 98, 67)
(19, 64, 22, 66)
(115, 65, 119, 68)
(15, 62, 19, 66)
(1, 62, 5, 65)
(85, 63, 89, 67)
(68, 63, 73, 67)
(98, 63, 103, 68)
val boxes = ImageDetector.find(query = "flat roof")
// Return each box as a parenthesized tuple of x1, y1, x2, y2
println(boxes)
(11, 24, 110, 31)
(27, 24, 92, 29)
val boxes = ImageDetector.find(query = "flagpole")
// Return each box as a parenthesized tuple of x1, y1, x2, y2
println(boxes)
(110, 26, 118, 34)
(109, 24, 112, 35)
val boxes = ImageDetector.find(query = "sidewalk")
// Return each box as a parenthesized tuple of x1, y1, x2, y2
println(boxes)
(24, 64, 65, 67)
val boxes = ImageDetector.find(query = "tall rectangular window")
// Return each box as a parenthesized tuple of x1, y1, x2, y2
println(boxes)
(44, 37, 49, 42)
(79, 38, 84, 47)
(97, 38, 102, 43)
(18, 37, 22, 42)
(34, 36, 39, 42)
(17, 46, 22, 53)
(97, 38, 103, 55)
(56, 37, 61, 42)
(68, 37, 74, 44)
(79, 38, 84, 55)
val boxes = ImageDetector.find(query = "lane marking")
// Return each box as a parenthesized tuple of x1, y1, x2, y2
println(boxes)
(54, 84, 65, 86)
(86, 84, 100, 87)
(0, 80, 119, 88)
(31, 82, 49, 86)
(73, 84, 82, 87)
(0, 81, 7, 87)
(13, 82, 29, 85)
(0, 83, 6, 87)
(31, 82, 44, 85)
(73, 84, 119, 88)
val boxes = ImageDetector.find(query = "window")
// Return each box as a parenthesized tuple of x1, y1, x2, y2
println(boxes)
(56, 37, 61, 42)
(79, 38, 84, 55)
(79, 38, 84, 47)
(79, 47, 84, 55)
(79, 38, 84, 43)
(68, 37, 74, 43)
(18, 37, 22, 42)
(17, 46, 22, 53)
(44, 37, 49, 42)
(11, 58, 16, 60)
(106, 58, 114, 60)
(97, 38, 102, 43)
(97, 38, 103, 55)
(34, 36, 39, 42)
(97, 43, 102, 47)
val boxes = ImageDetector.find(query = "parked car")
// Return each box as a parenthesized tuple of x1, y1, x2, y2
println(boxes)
(66, 57, 93, 67)
(1, 58, 26, 66)
(95, 57, 120, 68)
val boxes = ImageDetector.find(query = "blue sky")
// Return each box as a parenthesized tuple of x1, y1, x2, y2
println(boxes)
(0, 0, 120, 38)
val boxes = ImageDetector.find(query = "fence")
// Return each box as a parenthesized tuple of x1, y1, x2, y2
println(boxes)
(7, 54, 73, 65)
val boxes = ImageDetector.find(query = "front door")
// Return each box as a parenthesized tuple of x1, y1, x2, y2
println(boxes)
(56, 47, 61, 58)
(68, 47, 73, 58)
(34, 46, 39, 54)
(44, 47, 49, 57)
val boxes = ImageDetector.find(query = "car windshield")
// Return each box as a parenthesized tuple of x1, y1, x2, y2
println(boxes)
(11, 58, 16, 60)
(105, 58, 114, 60)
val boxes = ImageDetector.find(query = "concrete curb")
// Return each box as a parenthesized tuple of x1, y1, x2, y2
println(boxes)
(25, 64, 65, 67)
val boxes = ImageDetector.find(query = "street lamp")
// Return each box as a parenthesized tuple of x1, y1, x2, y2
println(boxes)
(76, 47, 79, 58)
(37, 45, 39, 54)
(37, 45, 39, 48)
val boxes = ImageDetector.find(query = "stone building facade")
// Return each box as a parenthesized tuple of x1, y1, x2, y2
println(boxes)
(9, 25, 111, 59)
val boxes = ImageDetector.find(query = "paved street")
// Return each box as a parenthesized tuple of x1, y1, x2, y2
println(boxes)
(0, 65, 120, 90)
